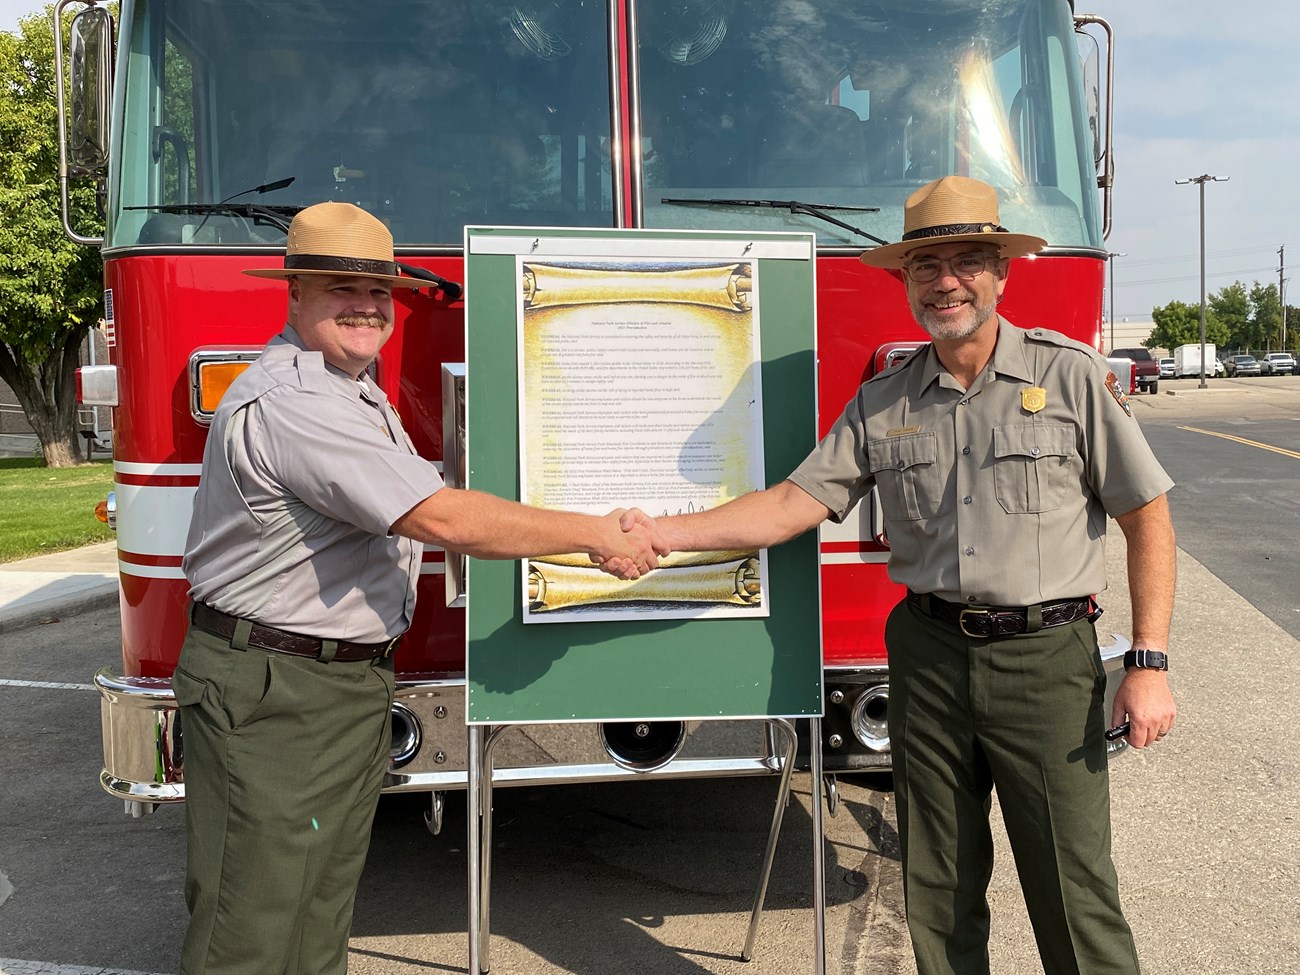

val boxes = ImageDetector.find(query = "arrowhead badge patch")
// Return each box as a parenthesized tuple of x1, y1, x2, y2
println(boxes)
(1104, 372, 1133, 416)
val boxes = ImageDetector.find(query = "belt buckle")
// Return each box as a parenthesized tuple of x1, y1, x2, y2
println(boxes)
(381, 635, 402, 659)
(958, 608, 991, 638)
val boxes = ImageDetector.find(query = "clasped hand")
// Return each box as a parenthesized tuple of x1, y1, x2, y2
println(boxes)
(589, 509, 671, 580)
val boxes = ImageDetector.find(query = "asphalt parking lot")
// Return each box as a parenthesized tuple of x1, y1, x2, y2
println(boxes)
(1, 378, 1297, 975)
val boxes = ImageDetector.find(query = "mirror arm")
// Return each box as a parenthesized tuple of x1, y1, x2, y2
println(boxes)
(1075, 13, 1115, 239)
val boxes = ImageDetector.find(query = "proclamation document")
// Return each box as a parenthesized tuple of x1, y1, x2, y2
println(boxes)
(518, 257, 768, 623)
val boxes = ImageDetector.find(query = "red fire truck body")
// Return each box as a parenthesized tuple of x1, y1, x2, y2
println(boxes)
(58, 0, 1114, 812)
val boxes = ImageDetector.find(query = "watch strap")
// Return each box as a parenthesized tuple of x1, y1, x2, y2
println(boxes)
(1124, 648, 1169, 671)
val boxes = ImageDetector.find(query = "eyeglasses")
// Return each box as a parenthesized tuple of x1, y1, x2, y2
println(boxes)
(902, 252, 998, 283)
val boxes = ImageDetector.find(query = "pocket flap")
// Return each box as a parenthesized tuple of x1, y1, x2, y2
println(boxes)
(170, 667, 208, 708)
(993, 423, 1073, 460)
(867, 432, 937, 473)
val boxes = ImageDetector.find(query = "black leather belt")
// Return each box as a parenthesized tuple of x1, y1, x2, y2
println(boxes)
(906, 591, 1096, 639)
(191, 602, 401, 662)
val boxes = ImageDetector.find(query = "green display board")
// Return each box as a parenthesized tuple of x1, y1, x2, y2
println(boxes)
(464, 226, 820, 724)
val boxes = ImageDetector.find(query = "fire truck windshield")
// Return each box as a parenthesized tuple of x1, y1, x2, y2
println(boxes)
(637, 0, 1103, 252)
(106, 0, 1101, 254)
(108, 0, 616, 249)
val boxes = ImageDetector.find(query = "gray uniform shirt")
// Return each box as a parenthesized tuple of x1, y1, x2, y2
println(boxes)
(790, 319, 1173, 606)
(183, 326, 444, 642)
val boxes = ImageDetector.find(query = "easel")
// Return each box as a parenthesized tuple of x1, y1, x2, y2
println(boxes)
(466, 718, 827, 975)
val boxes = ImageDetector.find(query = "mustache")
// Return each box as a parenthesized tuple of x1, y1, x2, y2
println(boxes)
(927, 292, 976, 306)
(335, 314, 388, 329)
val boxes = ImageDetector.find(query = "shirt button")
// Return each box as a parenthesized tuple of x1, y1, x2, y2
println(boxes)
(898, 460, 905, 469)
(963, 496, 972, 504)
(960, 399, 969, 406)
(967, 595, 978, 603)
(962, 446, 970, 455)
(1031, 447, 1041, 456)
(964, 546, 974, 556)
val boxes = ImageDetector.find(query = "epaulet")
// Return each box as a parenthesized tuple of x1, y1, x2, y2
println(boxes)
(1020, 326, 1098, 358)
(864, 343, 930, 384)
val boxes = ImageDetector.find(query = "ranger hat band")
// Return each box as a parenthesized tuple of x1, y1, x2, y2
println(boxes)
(859, 175, 1047, 269)
(243, 201, 424, 288)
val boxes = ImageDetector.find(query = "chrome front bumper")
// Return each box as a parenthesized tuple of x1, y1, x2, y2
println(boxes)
(96, 638, 1132, 805)
(94, 669, 784, 804)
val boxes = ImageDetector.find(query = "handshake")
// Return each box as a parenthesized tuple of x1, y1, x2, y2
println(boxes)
(591, 508, 673, 580)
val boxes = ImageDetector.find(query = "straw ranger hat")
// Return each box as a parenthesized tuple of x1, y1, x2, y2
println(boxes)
(859, 176, 1046, 269)
(243, 201, 424, 288)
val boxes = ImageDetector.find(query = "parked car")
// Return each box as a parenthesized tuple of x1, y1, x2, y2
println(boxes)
(1259, 352, 1297, 375)
(1109, 347, 1159, 393)
(1158, 357, 1175, 379)
(1225, 354, 1261, 377)
(1213, 358, 1226, 377)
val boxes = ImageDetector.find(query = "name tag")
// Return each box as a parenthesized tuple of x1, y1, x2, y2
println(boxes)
(885, 425, 922, 437)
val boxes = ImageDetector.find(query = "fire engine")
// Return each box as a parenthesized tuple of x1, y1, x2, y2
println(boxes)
(57, 0, 1116, 820)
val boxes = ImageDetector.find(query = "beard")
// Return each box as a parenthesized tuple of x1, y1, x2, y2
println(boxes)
(913, 291, 999, 341)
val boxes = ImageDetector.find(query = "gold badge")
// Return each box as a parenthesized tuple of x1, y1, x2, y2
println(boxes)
(1020, 386, 1047, 414)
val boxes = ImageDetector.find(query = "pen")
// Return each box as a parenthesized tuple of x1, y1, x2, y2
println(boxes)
(1104, 722, 1130, 742)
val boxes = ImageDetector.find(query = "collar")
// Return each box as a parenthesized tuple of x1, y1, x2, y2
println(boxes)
(916, 316, 1036, 392)
(273, 323, 373, 395)
(986, 317, 1036, 384)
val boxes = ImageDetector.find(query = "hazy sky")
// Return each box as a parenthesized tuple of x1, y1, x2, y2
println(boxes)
(3, 0, 1293, 322)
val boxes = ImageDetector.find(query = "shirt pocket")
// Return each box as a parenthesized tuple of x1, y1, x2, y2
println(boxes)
(992, 423, 1075, 514)
(867, 432, 941, 522)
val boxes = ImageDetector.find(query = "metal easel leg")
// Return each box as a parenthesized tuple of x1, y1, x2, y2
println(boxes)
(478, 726, 508, 973)
(467, 724, 484, 975)
(741, 717, 798, 962)
(809, 717, 826, 975)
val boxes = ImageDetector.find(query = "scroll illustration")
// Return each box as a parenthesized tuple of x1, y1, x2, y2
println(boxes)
(518, 259, 768, 622)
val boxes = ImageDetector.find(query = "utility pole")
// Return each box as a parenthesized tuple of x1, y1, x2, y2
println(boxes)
(1176, 174, 1229, 388)
(1107, 251, 1126, 354)
(1280, 245, 1287, 352)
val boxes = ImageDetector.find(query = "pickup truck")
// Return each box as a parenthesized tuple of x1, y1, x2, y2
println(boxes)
(1226, 354, 1261, 377)
(1110, 347, 1160, 394)
(1259, 352, 1296, 375)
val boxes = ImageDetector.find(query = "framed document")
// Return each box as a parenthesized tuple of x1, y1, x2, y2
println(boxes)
(464, 227, 820, 725)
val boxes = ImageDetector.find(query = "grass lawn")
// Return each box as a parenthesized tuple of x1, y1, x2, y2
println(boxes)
(0, 457, 116, 563)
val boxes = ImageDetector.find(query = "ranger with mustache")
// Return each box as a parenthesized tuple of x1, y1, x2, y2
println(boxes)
(177, 202, 662, 975)
(615, 176, 1177, 975)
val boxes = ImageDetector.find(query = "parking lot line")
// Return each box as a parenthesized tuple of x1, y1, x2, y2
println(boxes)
(1178, 425, 1300, 460)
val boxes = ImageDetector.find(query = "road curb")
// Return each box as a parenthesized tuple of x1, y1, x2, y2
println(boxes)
(0, 585, 120, 635)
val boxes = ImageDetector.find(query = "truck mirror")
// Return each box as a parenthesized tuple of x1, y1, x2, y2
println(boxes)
(68, 6, 114, 175)
(1076, 29, 1103, 171)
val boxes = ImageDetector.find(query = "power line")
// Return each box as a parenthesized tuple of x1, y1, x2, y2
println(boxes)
(1120, 246, 1279, 268)
(1116, 266, 1278, 288)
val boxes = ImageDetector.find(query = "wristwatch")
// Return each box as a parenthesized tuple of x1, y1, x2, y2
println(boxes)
(1124, 648, 1169, 671)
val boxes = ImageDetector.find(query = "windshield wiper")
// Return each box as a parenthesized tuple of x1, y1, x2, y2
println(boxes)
(125, 201, 463, 298)
(125, 201, 302, 233)
(660, 197, 889, 246)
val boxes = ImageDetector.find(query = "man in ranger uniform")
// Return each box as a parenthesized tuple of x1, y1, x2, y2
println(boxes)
(611, 176, 1178, 975)
(177, 202, 663, 975)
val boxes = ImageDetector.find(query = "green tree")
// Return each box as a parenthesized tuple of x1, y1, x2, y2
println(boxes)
(1148, 299, 1227, 350)
(0, 7, 105, 467)
(1249, 281, 1282, 350)
(1209, 281, 1258, 351)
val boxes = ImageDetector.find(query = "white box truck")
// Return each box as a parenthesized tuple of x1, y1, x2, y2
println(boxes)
(1174, 343, 1216, 378)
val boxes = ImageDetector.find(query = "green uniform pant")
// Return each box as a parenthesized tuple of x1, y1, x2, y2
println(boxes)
(173, 623, 395, 975)
(885, 598, 1140, 975)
